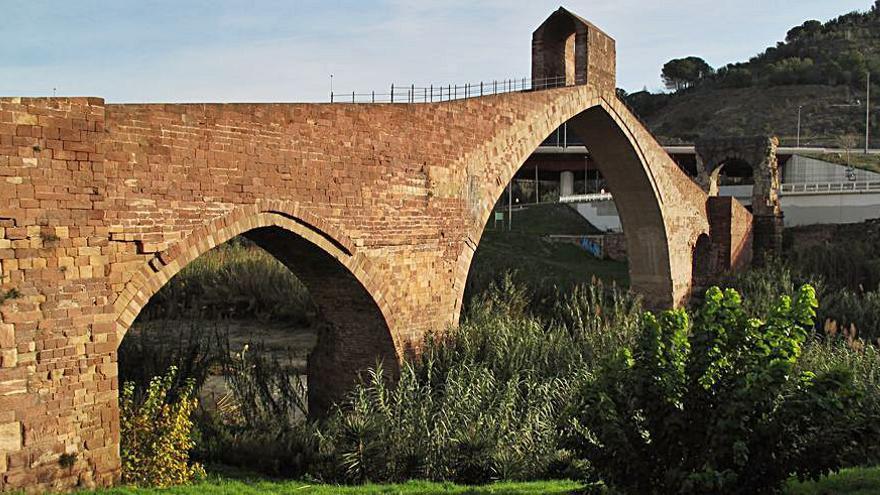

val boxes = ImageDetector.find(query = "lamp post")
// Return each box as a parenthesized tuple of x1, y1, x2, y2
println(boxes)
(866, 72, 871, 154)
(795, 105, 803, 168)
(796, 105, 803, 149)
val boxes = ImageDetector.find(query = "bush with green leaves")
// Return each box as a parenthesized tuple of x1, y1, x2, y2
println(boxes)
(566, 285, 865, 495)
(305, 277, 643, 485)
(120, 367, 205, 487)
(727, 258, 880, 343)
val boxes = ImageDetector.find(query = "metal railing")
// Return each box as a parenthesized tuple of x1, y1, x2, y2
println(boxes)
(330, 75, 570, 103)
(780, 181, 880, 195)
(559, 192, 613, 203)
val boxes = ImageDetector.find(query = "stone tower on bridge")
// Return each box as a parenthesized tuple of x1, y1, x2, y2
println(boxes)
(0, 9, 752, 492)
(532, 7, 617, 93)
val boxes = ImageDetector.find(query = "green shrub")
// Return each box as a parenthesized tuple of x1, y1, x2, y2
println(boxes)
(821, 289, 880, 343)
(120, 367, 205, 487)
(305, 278, 643, 485)
(566, 285, 864, 495)
(799, 336, 880, 467)
(728, 258, 880, 343)
(316, 363, 578, 484)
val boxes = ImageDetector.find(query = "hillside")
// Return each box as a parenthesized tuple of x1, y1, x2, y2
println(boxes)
(626, 2, 879, 147)
(464, 204, 628, 301)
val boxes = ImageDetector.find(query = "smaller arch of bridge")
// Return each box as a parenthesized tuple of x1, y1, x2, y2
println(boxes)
(695, 136, 782, 259)
(695, 136, 779, 202)
(111, 201, 398, 414)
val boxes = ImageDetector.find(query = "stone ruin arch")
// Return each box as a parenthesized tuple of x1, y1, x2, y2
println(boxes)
(696, 136, 783, 260)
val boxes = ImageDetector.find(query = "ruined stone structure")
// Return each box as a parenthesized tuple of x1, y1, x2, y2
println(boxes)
(0, 9, 751, 491)
(695, 136, 782, 260)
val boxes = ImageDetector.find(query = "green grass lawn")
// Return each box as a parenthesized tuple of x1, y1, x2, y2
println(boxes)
(786, 466, 880, 495)
(472, 230, 628, 287)
(79, 478, 581, 495)
(496, 203, 602, 236)
(467, 204, 629, 296)
(79, 466, 880, 494)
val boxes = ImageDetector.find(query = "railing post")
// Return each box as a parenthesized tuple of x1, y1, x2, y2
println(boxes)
(480, 81, 483, 96)
(330, 91, 334, 103)
(424, 87, 427, 102)
(493, 80, 497, 94)
(411, 84, 415, 103)
(372, 91, 375, 103)
(391, 84, 394, 103)
(352, 91, 355, 103)
(454, 85, 457, 99)
(430, 84, 433, 102)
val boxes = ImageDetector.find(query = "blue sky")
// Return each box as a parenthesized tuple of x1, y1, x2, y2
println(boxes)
(1, 0, 873, 102)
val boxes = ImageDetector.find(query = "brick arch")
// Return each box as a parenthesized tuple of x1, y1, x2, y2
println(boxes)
(454, 86, 712, 310)
(695, 136, 782, 259)
(111, 203, 398, 415)
(708, 156, 755, 189)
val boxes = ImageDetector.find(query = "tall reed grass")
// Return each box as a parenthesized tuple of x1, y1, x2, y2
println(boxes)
(141, 239, 313, 322)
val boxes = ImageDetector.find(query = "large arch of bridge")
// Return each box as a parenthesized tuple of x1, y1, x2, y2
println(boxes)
(456, 91, 682, 313)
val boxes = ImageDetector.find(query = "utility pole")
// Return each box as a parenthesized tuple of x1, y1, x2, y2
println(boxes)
(867, 72, 871, 154)
(796, 105, 803, 167)
(796, 105, 803, 149)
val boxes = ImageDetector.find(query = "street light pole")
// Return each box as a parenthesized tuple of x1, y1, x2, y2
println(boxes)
(796, 105, 803, 149)
(795, 105, 803, 167)
(866, 72, 871, 154)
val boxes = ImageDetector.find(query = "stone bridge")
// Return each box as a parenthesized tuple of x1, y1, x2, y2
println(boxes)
(0, 8, 751, 491)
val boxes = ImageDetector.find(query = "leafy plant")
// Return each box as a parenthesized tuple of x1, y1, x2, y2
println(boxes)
(566, 285, 864, 495)
(120, 367, 205, 487)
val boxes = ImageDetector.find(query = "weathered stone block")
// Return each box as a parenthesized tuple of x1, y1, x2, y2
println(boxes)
(0, 349, 15, 368)
(0, 324, 13, 348)
(0, 422, 22, 452)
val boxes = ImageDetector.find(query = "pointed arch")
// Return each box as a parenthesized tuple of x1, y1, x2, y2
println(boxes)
(111, 201, 398, 414)
(453, 86, 715, 311)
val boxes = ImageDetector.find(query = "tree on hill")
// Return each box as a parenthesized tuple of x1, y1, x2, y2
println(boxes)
(661, 57, 714, 91)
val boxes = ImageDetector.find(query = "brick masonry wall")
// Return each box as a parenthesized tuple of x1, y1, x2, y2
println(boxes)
(0, 86, 750, 491)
